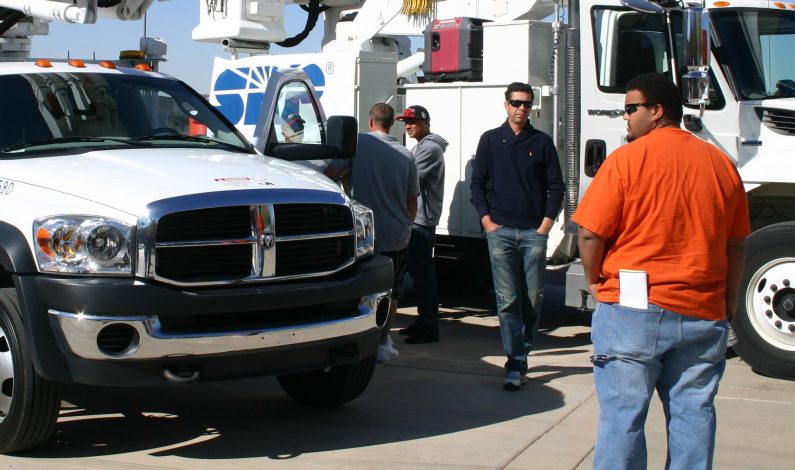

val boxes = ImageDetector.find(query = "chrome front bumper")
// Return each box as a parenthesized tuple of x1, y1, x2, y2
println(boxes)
(49, 291, 391, 360)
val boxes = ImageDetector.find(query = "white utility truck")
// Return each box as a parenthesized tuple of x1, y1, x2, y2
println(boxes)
(0, 1, 392, 453)
(185, 0, 795, 380)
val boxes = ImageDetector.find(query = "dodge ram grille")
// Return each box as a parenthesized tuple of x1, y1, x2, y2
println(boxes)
(151, 203, 355, 285)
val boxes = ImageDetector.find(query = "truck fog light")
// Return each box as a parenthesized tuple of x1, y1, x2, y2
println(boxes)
(375, 295, 391, 328)
(97, 323, 140, 357)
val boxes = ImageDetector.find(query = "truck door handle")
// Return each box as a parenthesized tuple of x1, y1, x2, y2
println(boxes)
(584, 139, 607, 177)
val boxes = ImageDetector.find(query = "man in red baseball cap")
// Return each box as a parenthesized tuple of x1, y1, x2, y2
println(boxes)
(396, 105, 430, 121)
(396, 105, 448, 345)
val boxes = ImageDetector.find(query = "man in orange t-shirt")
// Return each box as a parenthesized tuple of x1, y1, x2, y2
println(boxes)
(572, 73, 749, 470)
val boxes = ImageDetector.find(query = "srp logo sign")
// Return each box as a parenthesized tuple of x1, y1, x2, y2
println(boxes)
(211, 63, 325, 127)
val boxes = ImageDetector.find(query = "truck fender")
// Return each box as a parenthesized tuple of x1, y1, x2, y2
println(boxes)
(0, 223, 71, 381)
(0, 222, 37, 274)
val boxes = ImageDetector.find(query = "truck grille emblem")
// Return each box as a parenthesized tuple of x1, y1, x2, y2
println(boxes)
(260, 231, 275, 250)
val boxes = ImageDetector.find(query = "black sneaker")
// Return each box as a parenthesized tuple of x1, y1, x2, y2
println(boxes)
(398, 324, 419, 336)
(404, 332, 439, 344)
(502, 371, 527, 391)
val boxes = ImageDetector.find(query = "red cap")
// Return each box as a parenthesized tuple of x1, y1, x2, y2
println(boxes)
(396, 105, 430, 121)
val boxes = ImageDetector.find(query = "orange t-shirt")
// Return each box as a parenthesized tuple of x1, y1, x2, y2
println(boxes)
(572, 127, 750, 320)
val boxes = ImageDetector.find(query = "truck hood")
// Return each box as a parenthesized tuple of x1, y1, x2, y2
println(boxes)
(2, 147, 341, 215)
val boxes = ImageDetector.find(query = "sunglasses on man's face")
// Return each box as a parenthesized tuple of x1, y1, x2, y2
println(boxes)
(624, 102, 654, 115)
(508, 99, 533, 109)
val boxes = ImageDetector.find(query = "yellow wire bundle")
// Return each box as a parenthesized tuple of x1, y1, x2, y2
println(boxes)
(401, 0, 433, 15)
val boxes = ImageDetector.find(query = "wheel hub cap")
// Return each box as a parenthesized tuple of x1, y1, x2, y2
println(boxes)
(747, 258, 795, 350)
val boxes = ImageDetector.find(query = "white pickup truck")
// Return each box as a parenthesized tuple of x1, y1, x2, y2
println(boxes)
(0, 59, 392, 452)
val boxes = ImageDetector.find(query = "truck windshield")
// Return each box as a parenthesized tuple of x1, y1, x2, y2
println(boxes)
(712, 8, 795, 100)
(0, 71, 254, 155)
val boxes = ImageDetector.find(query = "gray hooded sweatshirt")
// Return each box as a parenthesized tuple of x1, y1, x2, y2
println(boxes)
(412, 133, 448, 227)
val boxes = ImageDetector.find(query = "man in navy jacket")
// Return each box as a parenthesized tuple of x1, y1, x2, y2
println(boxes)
(470, 82, 565, 390)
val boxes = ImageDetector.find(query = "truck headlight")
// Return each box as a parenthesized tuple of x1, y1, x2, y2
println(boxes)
(352, 202, 374, 258)
(33, 217, 133, 274)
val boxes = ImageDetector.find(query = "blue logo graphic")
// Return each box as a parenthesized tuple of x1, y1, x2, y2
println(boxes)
(212, 63, 326, 126)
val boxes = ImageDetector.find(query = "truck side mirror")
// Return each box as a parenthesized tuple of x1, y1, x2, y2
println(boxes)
(682, 7, 711, 106)
(326, 115, 357, 159)
(270, 115, 358, 161)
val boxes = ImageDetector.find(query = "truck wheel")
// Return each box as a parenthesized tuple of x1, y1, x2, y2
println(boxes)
(0, 288, 62, 453)
(732, 222, 795, 379)
(277, 354, 376, 407)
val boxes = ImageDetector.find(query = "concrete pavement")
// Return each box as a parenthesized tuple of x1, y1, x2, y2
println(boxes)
(0, 290, 793, 469)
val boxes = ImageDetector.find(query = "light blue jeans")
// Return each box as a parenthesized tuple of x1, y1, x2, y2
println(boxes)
(485, 226, 547, 374)
(591, 302, 728, 470)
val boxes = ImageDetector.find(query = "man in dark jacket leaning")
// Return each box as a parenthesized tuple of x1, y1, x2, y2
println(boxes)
(470, 82, 565, 390)
(396, 105, 448, 344)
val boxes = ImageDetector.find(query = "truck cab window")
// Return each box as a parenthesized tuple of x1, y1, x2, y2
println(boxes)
(711, 8, 795, 100)
(0, 76, 50, 149)
(273, 81, 323, 145)
(1, 72, 253, 155)
(593, 8, 670, 93)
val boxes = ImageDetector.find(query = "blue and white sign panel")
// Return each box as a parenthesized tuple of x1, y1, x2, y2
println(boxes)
(208, 52, 359, 140)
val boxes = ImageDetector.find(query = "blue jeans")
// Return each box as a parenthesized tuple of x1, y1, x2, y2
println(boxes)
(407, 224, 439, 336)
(485, 226, 547, 374)
(591, 303, 728, 470)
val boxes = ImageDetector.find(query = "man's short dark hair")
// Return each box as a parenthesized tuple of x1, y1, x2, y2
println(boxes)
(626, 73, 683, 126)
(370, 102, 395, 129)
(504, 82, 534, 102)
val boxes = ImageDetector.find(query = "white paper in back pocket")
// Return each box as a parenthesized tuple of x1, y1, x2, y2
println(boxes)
(619, 269, 648, 309)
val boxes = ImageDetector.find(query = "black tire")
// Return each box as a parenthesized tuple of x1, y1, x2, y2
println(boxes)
(277, 354, 376, 407)
(732, 222, 795, 380)
(0, 288, 62, 453)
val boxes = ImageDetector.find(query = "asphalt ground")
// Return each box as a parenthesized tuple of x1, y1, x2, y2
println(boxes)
(0, 280, 793, 469)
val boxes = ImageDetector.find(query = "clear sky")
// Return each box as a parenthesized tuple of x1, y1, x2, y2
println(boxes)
(29, 1, 324, 94)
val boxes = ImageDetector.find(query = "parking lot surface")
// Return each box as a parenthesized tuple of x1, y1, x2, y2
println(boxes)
(1, 288, 793, 469)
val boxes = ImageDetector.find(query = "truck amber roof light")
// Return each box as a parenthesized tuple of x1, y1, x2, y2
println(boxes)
(712, 1, 730, 6)
(99, 61, 116, 69)
(68, 59, 86, 68)
(774, 2, 787, 8)
(119, 50, 145, 60)
(35, 59, 53, 68)
(134, 63, 153, 72)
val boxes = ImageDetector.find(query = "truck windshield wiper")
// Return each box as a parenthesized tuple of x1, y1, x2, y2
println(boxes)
(131, 134, 250, 152)
(1, 136, 148, 153)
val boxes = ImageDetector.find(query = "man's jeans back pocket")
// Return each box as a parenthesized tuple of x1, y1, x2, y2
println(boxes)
(592, 303, 661, 363)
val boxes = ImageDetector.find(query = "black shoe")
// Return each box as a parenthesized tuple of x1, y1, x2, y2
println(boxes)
(502, 371, 527, 391)
(404, 332, 439, 344)
(398, 324, 419, 336)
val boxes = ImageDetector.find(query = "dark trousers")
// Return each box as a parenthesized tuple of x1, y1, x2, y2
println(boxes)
(407, 224, 439, 336)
